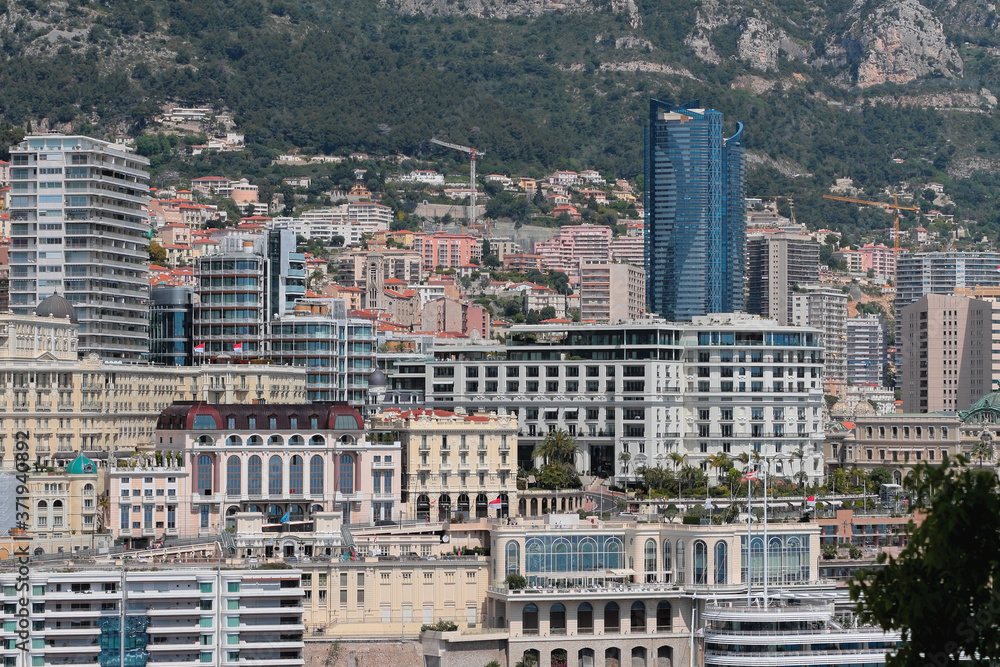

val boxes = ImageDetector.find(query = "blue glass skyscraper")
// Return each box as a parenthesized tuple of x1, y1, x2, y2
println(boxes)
(645, 100, 746, 320)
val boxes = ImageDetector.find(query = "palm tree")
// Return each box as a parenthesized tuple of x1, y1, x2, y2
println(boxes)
(532, 429, 579, 468)
(708, 453, 731, 485)
(669, 452, 686, 497)
(792, 447, 807, 492)
(972, 438, 995, 468)
(618, 450, 633, 495)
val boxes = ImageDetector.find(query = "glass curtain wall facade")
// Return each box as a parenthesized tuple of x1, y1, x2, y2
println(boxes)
(645, 100, 745, 321)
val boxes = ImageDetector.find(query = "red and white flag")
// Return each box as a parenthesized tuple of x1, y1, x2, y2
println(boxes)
(489, 497, 503, 507)
(742, 470, 758, 481)
(194, 343, 205, 354)
(233, 342, 243, 354)
(807, 496, 816, 507)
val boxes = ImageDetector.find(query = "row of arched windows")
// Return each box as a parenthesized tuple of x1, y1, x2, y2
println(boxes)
(221, 434, 331, 447)
(646, 538, 727, 585)
(197, 454, 356, 497)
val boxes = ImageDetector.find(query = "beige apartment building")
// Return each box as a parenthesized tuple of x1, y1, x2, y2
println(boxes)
(372, 408, 519, 520)
(299, 556, 490, 638)
(826, 413, 963, 485)
(0, 299, 307, 468)
(578, 260, 646, 324)
(955, 284, 1000, 386)
(900, 293, 991, 413)
(746, 232, 820, 325)
(25, 452, 105, 556)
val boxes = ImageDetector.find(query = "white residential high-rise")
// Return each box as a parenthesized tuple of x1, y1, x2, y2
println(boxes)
(8, 135, 151, 359)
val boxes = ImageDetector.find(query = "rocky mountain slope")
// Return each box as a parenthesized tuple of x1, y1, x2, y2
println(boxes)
(4, 0, 1000, 234)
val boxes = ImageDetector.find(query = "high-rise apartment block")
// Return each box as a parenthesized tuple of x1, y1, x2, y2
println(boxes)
(894, 251, 1000, 344)
(193, 230, 304, 358)
(790, 287, 848, 382)
(746, 232, 820, 324)
(8, 135, 151, 359)
(645, 101, 745, 320)
(0, 567, 305, 667)
(846, 314, 887, 386)
(578, 259, 646, 323)
(900, 293, 992, 413)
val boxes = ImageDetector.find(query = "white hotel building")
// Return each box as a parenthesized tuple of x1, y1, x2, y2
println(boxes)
(387, 314, 826, 485)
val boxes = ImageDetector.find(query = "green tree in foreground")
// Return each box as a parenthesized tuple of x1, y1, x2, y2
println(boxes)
(850, 455, 1000, 666)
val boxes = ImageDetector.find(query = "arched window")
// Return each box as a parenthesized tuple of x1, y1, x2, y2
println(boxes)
(630, 601, 646, 632)
(247, 435, 263, 447)
(310, 455, 324, 495)
(523, 603, 539, 635)
(226, 435, 243, 447)
(288, 435, 305, 447)
(768, 537, 782, 585)
(289, 455, 303, 494)
(656, 601, 672, 632)
(662, 539, 672, 578)
(339, 454, 354, 494)
(553, 539, 570, 572)
(577, 602, 594, 634)
(269, 456, 283, 495)
(37, 500, 48, 512)
(226, 457, 241, 497)
(268, 434, 284, 447)
(309, 435, 325, 447)
(579, 537, 597, 571)
(197, 455, 213, 494)
(247, 456, 262, 495)
(604, 602, 620, 632)
(644, 538, 657, 579)
(526, 539, 543, 573)
(506, 541, 520, 576)
(714, 541, 728, 585)
(83, 483, 94, 496)
(550, 603, 566, 635)
(693, 540, 707, 585)
(605, 537, 623, 569)
(675, 540, 685, 584)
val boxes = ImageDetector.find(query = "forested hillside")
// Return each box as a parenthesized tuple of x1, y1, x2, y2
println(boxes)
(5, 0, 1000, 239)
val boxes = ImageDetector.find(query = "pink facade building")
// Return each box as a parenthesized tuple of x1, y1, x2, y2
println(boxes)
(858, 243, 896, 278)
(109, 402, 400, 546)
(532, 224, 613, 273)
(412, 232, 482, 270)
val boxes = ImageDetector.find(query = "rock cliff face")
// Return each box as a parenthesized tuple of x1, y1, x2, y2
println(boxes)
(841, 0, 963, 87)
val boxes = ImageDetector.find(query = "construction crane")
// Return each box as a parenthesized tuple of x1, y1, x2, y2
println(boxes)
(822, 194, 918, 254)
(429, 137, 485, 233)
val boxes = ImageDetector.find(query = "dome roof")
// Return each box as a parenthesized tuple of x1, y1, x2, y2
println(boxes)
(959, 391, 1000, 424)
(35, 294, 78, 324)
(368, 369, 387, 387)
(66, 452, 96, 475)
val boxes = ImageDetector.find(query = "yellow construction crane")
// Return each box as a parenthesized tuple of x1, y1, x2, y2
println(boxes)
(430, 137, 485, 233)
(822, 194, 918, 254)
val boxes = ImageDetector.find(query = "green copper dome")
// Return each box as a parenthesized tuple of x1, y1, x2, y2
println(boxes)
(959, 392, 1000, 425)
(66, 452, 96, 474)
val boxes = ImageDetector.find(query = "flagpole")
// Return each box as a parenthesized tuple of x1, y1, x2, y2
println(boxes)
(763, 456, 768, 609)
(746, 445, 752, 606)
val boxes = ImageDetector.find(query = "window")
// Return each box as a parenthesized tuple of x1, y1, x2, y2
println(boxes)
(268, 456, 283, 495)
(247, 456, 262, 495)
(310, 455, 324, 495)
(693, 540, 707, 585)
(227, 457, 241, 497)
(197, 456, 213, 494)
(340, 455, 355, 494)
(289, 455, 303, 494)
